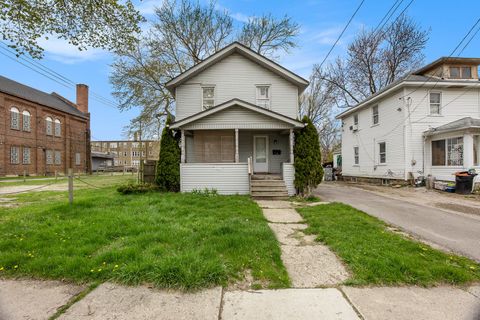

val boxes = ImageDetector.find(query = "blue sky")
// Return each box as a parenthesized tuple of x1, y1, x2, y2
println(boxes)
(1, 0, 479, 140)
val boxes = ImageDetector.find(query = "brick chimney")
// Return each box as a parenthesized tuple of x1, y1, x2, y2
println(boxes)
(76, 84, 89, 114)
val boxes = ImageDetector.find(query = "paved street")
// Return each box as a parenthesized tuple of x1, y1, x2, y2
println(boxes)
(315, 183, 480, 262)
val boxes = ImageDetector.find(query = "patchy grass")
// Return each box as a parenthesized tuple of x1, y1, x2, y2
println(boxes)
(0, 187, 288, 290)
(298, 203, 480, 286)
(289, 195, 322, 203)
(0, 174, 134, 188)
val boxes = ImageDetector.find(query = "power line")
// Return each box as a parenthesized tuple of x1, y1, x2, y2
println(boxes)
(317, 0, 365, 70)
(372, 0, 404, 34)
(449, 18, 480, 56)
(458, 22, 480, 56)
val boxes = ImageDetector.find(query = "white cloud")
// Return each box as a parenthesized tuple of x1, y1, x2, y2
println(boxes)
(230, 12, 251, 23)
(310, 26, 344, 45)
(38, 37, 107, 64)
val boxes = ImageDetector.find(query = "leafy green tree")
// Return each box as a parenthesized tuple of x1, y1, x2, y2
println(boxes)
(156, 115, 180, 192)
(0, 0, 143, 59)
(294, 116, 323, 196)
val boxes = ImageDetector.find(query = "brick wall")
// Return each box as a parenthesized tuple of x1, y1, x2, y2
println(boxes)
(0, 92, 90, 176)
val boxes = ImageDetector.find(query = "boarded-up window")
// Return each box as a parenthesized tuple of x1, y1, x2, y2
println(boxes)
(193, 131, 235, 163)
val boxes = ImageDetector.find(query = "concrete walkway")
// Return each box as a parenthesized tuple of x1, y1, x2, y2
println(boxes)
(2, 279, 479, 320)
(316, 183, 480, 262)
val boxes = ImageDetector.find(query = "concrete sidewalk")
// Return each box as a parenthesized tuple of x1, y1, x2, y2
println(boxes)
(1, 279, 479, 320)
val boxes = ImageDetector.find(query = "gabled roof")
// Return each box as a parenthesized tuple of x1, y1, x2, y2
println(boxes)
(0, 75, 88, 118)
(170, 98, 304, 129)
(424, 117, 480, 136)
(165, 42, 309, 95)
(413, 57, 480, 75)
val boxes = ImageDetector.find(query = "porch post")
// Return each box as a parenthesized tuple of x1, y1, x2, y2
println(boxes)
(463, 133, 474, 168)
(289, 128, 294, 163)
(235, 128, 239, 163)
(180, 130, 185, 163)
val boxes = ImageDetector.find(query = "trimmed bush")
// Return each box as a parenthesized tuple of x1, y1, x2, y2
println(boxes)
(294, 116, 323, 196)
(117, 183, 159, 194)
(155, 115, 181, 192)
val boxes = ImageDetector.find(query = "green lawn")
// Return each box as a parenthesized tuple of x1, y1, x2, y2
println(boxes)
(298, 203, 480, 286)
(0, 173, 134, 188)
(0, 187, 288, 290)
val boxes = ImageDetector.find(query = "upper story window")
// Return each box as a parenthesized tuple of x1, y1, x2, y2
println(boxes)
(353, 114, 359, 126)
(202, 86, 215, 110)
(54, 119, 61, 136)
(449, 66, 472, 79)
(22, 111, 31, 131)
(46, 117, 53, 135)
(256, 85, 271, 108)
(10, 107, 20, 130)
(378, 142, 386, 164)
(110, 142, 117, 148)
(353, 146, 359, 165)
(372, 105, 379, 125)
(429, 92, 442, 115)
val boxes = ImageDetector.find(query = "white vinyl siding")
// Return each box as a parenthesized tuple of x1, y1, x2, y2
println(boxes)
(175, 53, 298, 120)
(282, 163, 296, 196)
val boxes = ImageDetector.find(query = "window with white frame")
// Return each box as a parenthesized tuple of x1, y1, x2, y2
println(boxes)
(202, 86, 215, 110)
(46, 150, 53, 165)
(22, 110, 31, 131)
(353, 146, 359, 165)
(75, 152, 81, 165)
(110, 142, 117, 148)
(54, 151, 61, 165)
(256, 85, 271, 108)
(46, 117, 53, 135)
(132, 151, 140, 157)
(378, 142, 386, 164)
(10, 146, 20, 164)
(23, 147, 31, 164)
(10, 107, 20, 130)
(54, 119, 61, 136)
(372, 105, 379, 125)
(432, 137, 463, 166)
(474, 135, 480, 166)
(353, 114, 358, 126)
(429, 92, 441, 115)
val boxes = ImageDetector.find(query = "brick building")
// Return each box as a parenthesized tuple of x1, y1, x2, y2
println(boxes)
(0, 75, 91, 176)
(91, 139, 159, 169)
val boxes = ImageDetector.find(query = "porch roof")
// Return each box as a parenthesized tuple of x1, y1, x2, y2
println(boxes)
(170, 98, 305, 130)
(423, 117, 480, 136)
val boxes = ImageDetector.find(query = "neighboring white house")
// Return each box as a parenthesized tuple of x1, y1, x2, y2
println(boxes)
(166, 42, 309, 196)
(337, 57, 480, 184)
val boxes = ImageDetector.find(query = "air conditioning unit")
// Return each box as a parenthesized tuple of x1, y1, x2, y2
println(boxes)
(351, 124, 358, 132)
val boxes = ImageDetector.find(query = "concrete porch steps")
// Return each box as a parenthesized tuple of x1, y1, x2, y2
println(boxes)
(251, 175, 289, 200)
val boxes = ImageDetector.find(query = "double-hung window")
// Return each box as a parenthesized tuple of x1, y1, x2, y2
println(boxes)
(202, 86, 215, 110)
(75, 153, 81, 165)
(353, 114, 358, 126)
(10, 107, 20, 130)
(429, 92, 441, 115)
(54, 151, 61, 165)
(353, 146, 359, 165)
(46, 117, 53, 135)
(256, 85, 271, 108)
(54, 119, 61, 137)
(22, 111, 31, 131)
(372, 105, 379, 125)
(10, 146, 20, 164)
(378, 142, 386, 164)
(23, 147, 31, 164)
(46, 150, 53, 165)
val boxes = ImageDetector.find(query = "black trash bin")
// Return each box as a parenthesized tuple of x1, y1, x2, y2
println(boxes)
(455, 172, 477, 194)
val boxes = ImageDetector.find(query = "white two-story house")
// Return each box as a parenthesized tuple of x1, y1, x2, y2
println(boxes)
(337, 57, 480, 185)
(166, 42, 309, 196)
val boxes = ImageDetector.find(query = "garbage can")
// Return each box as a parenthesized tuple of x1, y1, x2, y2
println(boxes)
(455, 171, 477, 194)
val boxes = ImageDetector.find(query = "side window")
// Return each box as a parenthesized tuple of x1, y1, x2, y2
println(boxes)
(10, 107, 20, 130)
(54, 119, 61, 137)
(46, 117, 53, 135)
(429, 92, 441, 115)
(353, 146, 359, 165)
(353, 114, 358, 126)
(22, 111, 31, 131)
(256, 85, 271, 108)
(372, 106, 379, 125)
(10, 146, 20, 164)
(202, 87, 215, 110)
(378, 142, 386, 164)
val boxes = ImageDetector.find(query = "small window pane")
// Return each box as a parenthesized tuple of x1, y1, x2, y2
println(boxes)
(23, 147, 31, 164)
(450, 67, 460, 78)
(10, 107, 20, 130)
(202, 87, 215, 110)
(46, 117, 53, 135)
(462, 67, 472, 79)
(256, 86, 271, 108)
(432, 140, 446, 166)
(10, 146, 20, 164)
(353, 114, 358, 125)
(54, 151, 61, 165)
(54, 120, 61, 137)
(46, 150, 53, 165)
(354, 146, 359, 165)
(429, 92, 441, 115)
(447, 137, 463, 166)
(379, 142, 386, 164)
(22, 112, 31, 131)
(75, 153, 81, 165)
(372, 106, 379, 125)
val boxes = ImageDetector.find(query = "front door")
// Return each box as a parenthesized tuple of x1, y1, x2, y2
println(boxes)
(253, 136, 268, 173)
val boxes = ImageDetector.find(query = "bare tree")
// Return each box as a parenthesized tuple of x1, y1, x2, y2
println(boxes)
(321, 14, 429, 108)
(110, 0, 300, 137)
(238, 14, 300, 58)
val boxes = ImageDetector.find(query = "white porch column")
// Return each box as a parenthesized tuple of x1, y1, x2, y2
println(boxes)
(235, 128, 239, 163)
(289, 128, 294, 163)
(180, 130, 185, 163)
(463, 133, 474, 168)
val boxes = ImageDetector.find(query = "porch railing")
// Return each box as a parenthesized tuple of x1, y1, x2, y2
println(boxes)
(247, 156, 253, 193)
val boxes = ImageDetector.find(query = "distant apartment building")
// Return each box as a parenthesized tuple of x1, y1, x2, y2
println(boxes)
(90, 140, 160, 169)
(0, 75, 91, 176)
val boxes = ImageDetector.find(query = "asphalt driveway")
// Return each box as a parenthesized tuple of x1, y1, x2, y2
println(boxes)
(315, 183, 480, 262)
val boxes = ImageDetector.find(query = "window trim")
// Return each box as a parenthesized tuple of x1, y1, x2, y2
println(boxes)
(431, 136, 464, 167)
(353, 146, 359, 166)
(429, 91, 442, 116)
(255, 84, 271, 109)
(22, 110, 31, 132)
(449, 65, 473, 79)
(45, 117, 53, 136)
(23, 147, 31, 164)
(10, 146, 20, 164)
(201, 85, 215, 110)
(353, 114, 359, 126)
(10, 107, 20, 130)
(378, 141, 387, 165)
(372, 105, 379, 126)
(54, 119, 61, 137)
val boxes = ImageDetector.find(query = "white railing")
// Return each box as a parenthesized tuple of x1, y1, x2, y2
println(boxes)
(247, 156, 253, 194)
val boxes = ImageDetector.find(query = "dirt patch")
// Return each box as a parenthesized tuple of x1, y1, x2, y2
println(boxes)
(435, 202, 480, 216)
